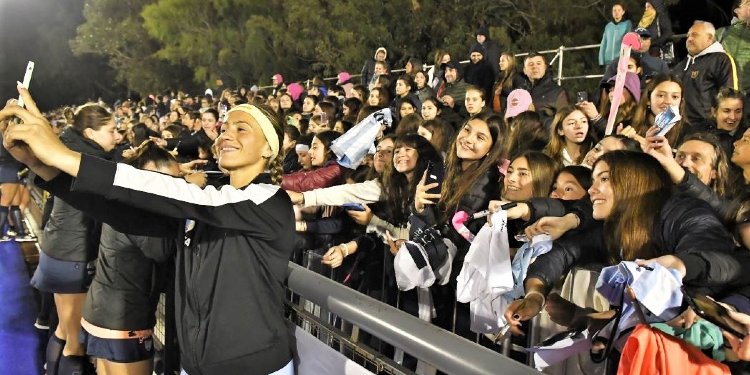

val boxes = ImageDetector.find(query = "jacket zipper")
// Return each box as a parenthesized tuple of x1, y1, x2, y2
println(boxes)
(186, 222, 202, 373)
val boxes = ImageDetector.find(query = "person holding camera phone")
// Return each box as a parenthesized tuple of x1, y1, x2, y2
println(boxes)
(2, 92, 298, 375)
(412, 113, 507, 337)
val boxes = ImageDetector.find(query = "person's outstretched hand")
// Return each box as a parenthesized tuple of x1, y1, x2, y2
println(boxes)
(347, 204, 373, 226)
(0, 86, 71, 179)
(722, 310, 750, 361)
(322, 244, 347, 268)
(504, 293, 545, 336)
(1, 99, 40, 169)
(524, 214, 578, 240)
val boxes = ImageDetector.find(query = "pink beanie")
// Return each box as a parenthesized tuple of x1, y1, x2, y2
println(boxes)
(286, 83, 304, 101)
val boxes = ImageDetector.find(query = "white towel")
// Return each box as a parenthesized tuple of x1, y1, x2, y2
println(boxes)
(456, 211, 515, 333)
(331, 108, 392, 169)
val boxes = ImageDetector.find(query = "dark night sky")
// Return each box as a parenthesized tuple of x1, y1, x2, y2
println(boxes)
(0, 0, 740, 112)
(0, 0, 116, 111)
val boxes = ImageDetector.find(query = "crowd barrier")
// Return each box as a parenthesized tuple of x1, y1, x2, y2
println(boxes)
(257, 34, 688, 91)
(286, 251, 542, 375)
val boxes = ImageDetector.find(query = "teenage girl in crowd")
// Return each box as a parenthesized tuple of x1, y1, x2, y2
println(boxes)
(281, 130, 343, 192)
(412, 113, 508, 335)
(3, 91, 297, 375)
(420, 97, 442, 122)
(491, 52, 524, 114)
(544, 106, 596, 166)
(631, 73, 688, 146)
(506, 111, 549, 158)
(25, 103, 116, 375)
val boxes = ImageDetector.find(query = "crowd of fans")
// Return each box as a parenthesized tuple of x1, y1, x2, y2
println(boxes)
(8, 0, 750, 374)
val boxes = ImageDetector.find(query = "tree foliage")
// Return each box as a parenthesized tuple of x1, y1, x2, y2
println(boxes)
(72, 0, 679, 93)
(71, 0, 194, 94)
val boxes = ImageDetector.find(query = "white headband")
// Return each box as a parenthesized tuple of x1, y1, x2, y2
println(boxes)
(295, 144, 310, 153)
(225, 104, 280, 162)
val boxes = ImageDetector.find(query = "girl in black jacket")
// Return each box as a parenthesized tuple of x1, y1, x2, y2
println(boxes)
(4, 96, 296, 375)
(41, 141, 180, 375)
(28, 103, 116, 375)
(412, 113, 507, 336)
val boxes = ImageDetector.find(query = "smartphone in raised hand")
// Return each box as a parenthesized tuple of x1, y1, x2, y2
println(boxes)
(425, 160, 444, 195)
(576, 91, 588, 104)
(17, 61, 34, 108)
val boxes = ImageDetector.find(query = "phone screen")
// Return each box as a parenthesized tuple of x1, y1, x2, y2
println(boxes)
(17, 61, 34, 108)
(685, 291, 747, 338)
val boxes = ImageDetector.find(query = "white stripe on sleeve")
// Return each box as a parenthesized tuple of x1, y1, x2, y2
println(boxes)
(112, 163, 278, 207)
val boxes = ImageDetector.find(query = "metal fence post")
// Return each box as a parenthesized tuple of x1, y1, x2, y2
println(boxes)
(557, 45, 564, 86)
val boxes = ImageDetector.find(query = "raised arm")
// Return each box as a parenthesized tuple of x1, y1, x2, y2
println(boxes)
(71, 154, 294, 237)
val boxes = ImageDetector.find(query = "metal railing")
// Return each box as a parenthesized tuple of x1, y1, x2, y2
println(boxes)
(286, 261, 541, 375)
(258, 33, 688, 91)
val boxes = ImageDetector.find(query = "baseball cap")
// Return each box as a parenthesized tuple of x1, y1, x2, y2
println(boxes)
(505, 89, 533, 119)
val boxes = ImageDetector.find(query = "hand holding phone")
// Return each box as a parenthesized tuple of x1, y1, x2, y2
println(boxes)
(684, 289, 747, 338)
(654, 105, 681, 137)
(576, 91, 588, 104)
(17, 61, 34, 108)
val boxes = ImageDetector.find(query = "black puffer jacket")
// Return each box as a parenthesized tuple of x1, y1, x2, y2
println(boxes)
(464, 59, 495, 101)
(526, 194, 740, 294)
(674, 169, 734, 222)
(518, 71, 570, 122)
(42, 128, 111, 261)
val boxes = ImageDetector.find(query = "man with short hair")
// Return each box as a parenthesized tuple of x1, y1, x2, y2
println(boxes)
(673, 20, 740, 133)
(435, 61, 470, 113)
(518, 53, 569, 122)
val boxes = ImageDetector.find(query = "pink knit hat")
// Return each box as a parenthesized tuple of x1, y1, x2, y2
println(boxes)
(286, 83, 304, 101)
(337, 71, 352, 85)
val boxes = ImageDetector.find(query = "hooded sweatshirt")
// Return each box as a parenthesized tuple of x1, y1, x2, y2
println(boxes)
(599, 18, 633, 66)
(672, 41, 740, 132)
(361, 47, 389, 86)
